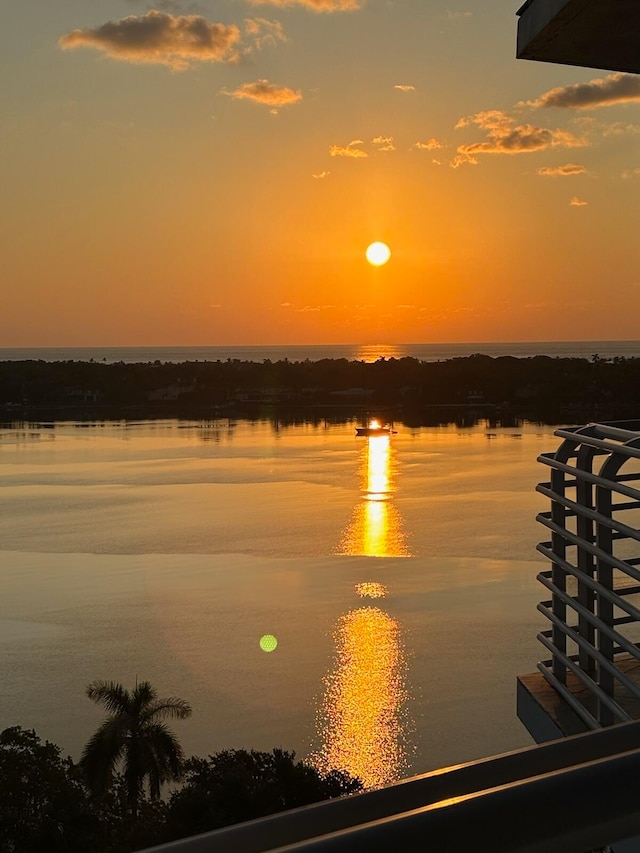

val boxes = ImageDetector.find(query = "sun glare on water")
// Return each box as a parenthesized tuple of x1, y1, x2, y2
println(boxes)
(365, 242, 391, 267)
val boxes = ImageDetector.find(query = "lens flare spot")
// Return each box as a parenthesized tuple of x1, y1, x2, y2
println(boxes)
(259, 634, 278, 652)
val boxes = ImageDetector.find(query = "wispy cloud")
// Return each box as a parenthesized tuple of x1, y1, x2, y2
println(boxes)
(126, 0, 203, 11)
(522, 73, 640, 110)
(394, 84, 415, 93)
(456, 110, 512, 131)
(570, 196, 588, 206)
(372, 135, 395, 152)
(330, 141, 367, 158)
(414, 138, 442, 150)
(224, 79, 302, 106)
(453, 109, 586, 166)
(296, 304, 336, 311)
(243, 18, 287, 52)
(312, 170, 330, 179)
(446, 10, 472, 21)
(59, 11, 242, 69)
(537, 163, 586, 177)
(622, 168, 640, 179)
(248, 0, 363, 11)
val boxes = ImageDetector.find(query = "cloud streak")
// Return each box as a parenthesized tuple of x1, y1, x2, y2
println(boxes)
(225, 79, 302, 106)
(414, 138, 442, 150)
(59, 11, 245, 69)
(248, 0, 363, 11)
(537, 163, 586, 177)
(523, 73, 640, 110)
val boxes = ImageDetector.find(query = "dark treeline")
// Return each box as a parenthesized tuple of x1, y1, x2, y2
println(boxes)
(0, 726, 359, 853)
(2, 353, 640, 423)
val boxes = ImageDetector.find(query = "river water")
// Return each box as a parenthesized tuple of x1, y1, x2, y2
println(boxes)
(0, 417, 555, 785)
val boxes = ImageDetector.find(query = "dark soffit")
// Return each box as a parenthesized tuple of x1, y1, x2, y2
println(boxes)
(517, 0, 640, 74)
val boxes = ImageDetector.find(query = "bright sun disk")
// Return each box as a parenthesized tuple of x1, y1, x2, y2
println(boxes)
(366, 242, 391, 267)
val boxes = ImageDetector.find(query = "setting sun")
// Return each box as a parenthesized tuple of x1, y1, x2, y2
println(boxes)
(365, 242, 391, 267)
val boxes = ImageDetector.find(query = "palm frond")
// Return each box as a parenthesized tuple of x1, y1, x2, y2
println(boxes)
(132, 680, 156, 711)
(80, 717, 127, 795)
(141, 697, 193, 723)
(86, 681, 131, 715)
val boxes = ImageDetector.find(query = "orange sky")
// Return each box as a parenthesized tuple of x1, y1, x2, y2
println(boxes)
(2, 1, 639, 345)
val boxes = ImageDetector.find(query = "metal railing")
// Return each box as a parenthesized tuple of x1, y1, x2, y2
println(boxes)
(536, 421, 640, 729)
(141, 720, 640, 853)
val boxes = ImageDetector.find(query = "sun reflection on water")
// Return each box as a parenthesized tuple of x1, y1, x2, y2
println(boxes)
(313, 431, 413, 789)
(314, 605, 408, 789)
(339, 433, 410, 558)
(354, 344, 404, 363)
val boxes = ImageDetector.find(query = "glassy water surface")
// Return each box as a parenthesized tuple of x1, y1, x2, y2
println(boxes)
(0, 418, 554, 783)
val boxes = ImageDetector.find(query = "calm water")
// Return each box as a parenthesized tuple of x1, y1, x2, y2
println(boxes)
(0, 418, 555, 784)
(1, 340, 640, 364)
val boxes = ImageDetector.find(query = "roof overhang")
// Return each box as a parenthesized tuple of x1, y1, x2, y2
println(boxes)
(516, 0, 640, 74)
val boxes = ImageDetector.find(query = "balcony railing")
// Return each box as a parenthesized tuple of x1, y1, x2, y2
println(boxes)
(141, 720, 640, 853)
(536, 421, 640, 729)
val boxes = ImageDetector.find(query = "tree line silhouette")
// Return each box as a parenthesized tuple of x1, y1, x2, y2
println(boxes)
(0, 681, 360, 853)
(2, 354, 640, 423)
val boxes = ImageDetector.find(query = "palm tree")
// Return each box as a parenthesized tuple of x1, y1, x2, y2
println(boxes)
(80, 680, 192, 821)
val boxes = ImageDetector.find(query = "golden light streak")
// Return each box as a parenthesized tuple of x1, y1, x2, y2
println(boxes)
(355, 581, 388, 598)
(339, 433, 411, 557)
(314, 606, 408, 788)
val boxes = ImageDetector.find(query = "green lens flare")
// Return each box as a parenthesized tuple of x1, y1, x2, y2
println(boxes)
(260, 634, 278, 653)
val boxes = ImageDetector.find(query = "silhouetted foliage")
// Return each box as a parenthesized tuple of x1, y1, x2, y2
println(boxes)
(0, 726, 93, 852)
(164, 748, 363, 841)
(2, 354, 640, 423)
(0, 729, 362, 853)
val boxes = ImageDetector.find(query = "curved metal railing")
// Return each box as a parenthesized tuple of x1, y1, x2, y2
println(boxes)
(536, 421, 640, 728)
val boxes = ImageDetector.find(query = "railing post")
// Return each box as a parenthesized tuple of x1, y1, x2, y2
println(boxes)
(550, 462, 568, 685)
(576, 445, 597, 676)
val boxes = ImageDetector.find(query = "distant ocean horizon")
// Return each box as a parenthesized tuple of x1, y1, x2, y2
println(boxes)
(1, 340, 639, 364)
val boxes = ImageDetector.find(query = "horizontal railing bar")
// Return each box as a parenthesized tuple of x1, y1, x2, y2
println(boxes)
(537, 484, 640, 544)
(539, 627, 640, 664)
(536, 552, 640, 625)
(537, 608, 634, 721)
(263, 750, 640, 853)
(553, 424, 640, 453)
(536, 600, 640, 706)
(141, 730, 640, 853)
(536, 663, 600, 730)
(559, 422, 640, 443)
(536, 520, 640, 587)
(536, 457, 640, 503)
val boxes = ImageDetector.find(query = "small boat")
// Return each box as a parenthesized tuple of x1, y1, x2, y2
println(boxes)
(355, 420, 397, 437)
